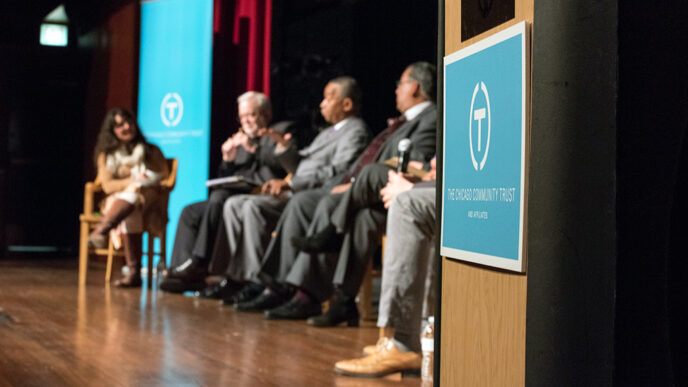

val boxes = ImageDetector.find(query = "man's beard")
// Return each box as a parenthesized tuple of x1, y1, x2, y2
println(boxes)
(243, 127, 259, 139)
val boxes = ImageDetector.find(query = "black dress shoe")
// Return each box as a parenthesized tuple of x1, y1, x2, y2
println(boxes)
(165, 258, 208, 282)
(159, 276, 206, 293)
(264, 296, 322, 320)
(222, 283, 264, 306)
(235, 289, 288, 312)
(196, 278, 242, 299)
(290, 224, 337, 253)
(307, 297, 359, 327)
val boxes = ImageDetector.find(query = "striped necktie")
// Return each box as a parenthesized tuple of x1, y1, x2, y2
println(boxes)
(340, 115, 406, 184)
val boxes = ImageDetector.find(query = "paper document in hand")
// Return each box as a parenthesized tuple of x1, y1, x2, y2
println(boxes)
(205, 176, 260, 189)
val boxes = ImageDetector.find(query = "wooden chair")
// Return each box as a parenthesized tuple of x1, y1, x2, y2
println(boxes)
(358, 235, 384, 321)
(78, 158, 178, 286)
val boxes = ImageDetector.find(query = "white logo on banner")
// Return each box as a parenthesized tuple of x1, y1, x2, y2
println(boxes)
(469, 82, 491, 171)
(161, 93, 184, 127)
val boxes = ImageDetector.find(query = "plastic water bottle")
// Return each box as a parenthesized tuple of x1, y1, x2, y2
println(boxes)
(421, 316, 434, 385)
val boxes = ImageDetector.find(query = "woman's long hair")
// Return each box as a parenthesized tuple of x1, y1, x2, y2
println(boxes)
(93, 108, 148, 165)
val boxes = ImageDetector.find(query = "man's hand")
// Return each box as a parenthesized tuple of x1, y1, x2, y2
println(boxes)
(408, 161, 424, 171)
(221, 134, 239, 161)
(222, 131, 258, 161)
(380, 170, 415, 209)
(261, 178, 291, 196)
(330, 183, 351, 194)
(234, 131, 257, 153)
(422, 157, 437, 181)
(259, 128, 292, 151)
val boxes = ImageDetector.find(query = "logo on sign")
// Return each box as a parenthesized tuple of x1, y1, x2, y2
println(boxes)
(469, 82, 491, 171)
(160, 93, 184, 127)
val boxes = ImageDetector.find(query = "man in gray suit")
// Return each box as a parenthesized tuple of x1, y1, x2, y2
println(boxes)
(335, 168, 436, 378)
(217, 76, 369, 310)
(250, 62, 436, 321)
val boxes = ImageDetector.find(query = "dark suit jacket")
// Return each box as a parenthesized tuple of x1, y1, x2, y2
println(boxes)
(376, 104, 437, 163)
(327, 104, 438, 294)
(330, 104, 437, 185)
(216, 132, 288, 185)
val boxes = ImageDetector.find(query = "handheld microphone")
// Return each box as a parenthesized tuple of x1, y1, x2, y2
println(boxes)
(397, 138, 412, 173)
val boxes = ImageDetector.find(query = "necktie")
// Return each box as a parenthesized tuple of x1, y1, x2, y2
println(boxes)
(340, 115, 407, 184)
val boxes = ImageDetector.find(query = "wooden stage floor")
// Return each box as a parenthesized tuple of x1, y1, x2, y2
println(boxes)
(0, 257, 420, 387)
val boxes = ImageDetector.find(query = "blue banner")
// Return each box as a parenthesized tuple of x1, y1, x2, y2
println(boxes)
(138, 0, 213, 265)
(441, 22, 528, 272)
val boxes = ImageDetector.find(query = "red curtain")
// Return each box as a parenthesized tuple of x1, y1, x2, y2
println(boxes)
(215, 0, 272, 97)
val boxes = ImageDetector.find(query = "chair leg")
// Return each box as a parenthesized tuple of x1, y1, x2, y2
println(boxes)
(357, 234, 385, 321)
(79, 220, 90, 285)
(152, 233, 166, 289)
(358, 260, 373, 321)
(159, 233, 166, 270)
(381, 235, 386, 262)
(105, 237, 114, 282)
(146, 234, 153, 288)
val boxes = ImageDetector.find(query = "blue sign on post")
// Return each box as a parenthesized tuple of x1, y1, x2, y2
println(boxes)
(441, 21, 529, 272)
(138, 0, 214, 265)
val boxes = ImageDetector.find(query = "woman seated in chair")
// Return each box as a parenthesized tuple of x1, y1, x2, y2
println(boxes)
(87, 108, 169, 287)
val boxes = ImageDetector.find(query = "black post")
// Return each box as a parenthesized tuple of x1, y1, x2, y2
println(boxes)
(433, 0, 444, 385)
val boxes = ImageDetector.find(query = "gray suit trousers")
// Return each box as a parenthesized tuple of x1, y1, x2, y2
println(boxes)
(259, 187, 330, 285)
(170, 188, 233, 268)
(329, 163, 392, 298)
(377, 187, 436, 352)
(332, 207, 387, 298)
(280, 193, 344, 301)
(330, 163, 393, 232)
(221, 194, 285, 282)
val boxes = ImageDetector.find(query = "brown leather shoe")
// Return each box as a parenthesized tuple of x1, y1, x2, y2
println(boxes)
(362, 329, 396, 356)
(335, 337, 421, 378)
(362, 344, 377, 357)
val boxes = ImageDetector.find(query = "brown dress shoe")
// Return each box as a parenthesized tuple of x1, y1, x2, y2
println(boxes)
(335, 337, 421, 378)
(362, 344, 377, 357)
(362, 329, 397, 356)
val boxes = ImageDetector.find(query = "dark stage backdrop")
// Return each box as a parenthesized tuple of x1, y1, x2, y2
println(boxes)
(0, 1, 90, 256)
(270, 0, 438, 141)
(0, 0, 437, 256)
(209, 0, 437, 185)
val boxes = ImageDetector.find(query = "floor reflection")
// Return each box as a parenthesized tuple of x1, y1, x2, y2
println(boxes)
(3, 259, 418, 386)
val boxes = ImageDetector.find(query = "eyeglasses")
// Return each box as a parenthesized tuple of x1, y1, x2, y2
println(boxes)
(396, 79, 415, 87)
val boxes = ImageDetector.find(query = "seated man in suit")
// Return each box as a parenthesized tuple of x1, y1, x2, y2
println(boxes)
(335, 163, 436, 378)
(160, 91, 289, 293)
(243, 62, 437, 321)
(204, 76, 369, 304)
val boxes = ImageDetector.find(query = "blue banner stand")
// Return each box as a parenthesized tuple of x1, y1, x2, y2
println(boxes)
(137, 0, 214, 267)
